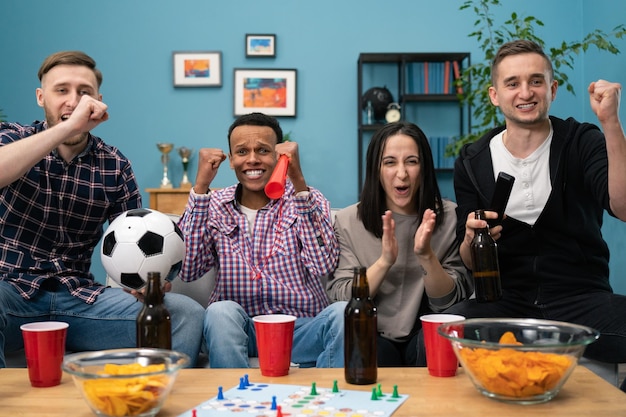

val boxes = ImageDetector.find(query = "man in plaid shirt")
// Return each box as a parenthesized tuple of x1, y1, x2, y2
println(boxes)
(178, 112, 345, 368)
(0, 51, 204, 367)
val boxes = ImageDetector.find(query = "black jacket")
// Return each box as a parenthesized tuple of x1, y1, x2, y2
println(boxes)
(453, 116, 614, 303)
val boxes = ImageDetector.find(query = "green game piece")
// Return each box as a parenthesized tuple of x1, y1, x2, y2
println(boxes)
(392, 385, 400, 398)
(376, 383, 384, 397)
(310, 382, 318, 395)
(371, 387, 379, 400)
(332, 380, 339, 393)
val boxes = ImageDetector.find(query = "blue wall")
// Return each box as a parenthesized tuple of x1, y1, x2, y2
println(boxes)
(1, 0, 625, 294)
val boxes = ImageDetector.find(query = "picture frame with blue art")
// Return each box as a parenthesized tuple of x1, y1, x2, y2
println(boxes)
(245, 34, 276, 58)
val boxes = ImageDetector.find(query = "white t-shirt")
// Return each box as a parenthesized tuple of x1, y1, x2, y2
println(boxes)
(239, 205, 258, 235)
(489, 127, 553, 226)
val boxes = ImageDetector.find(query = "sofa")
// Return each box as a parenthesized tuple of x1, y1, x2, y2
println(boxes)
(4, 210, 621, 386)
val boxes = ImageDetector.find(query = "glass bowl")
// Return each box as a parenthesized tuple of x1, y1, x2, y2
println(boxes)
(438, 318, 599, 404)
(62, 348, 189, 417)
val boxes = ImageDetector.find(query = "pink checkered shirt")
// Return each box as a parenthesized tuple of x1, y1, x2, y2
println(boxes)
(178, 182, 338, 317)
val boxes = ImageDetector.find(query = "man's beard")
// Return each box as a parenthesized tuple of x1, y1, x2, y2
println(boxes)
(63, 133, 89, 147)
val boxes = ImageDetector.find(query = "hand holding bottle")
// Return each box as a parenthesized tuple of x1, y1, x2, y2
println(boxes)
(469, 210, 502, 302)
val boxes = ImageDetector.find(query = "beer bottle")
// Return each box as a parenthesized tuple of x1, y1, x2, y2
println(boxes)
(136, 272, 172, 349)
(470, 209, 503, 302)
(344, 266, 377, 384)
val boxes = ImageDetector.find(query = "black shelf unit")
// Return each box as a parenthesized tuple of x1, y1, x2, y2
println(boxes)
(357, 52, 471, 195)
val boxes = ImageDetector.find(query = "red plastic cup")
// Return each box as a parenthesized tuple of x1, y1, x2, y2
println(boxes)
(253, 314, 296, 376)
(20, 321, 69, 387)
(420, 314, 465, 377)
(264, 155, 289, 199)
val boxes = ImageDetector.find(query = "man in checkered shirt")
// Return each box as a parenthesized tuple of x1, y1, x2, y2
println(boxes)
(0, 51, 204, 367)
(179, 112, 345, 368)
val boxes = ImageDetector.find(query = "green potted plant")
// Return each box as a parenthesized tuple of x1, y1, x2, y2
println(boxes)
(448, 0, 626, 156)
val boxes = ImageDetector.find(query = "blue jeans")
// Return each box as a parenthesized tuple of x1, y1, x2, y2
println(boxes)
(204, 300, 346, 368)
(0, 281, 205, 367)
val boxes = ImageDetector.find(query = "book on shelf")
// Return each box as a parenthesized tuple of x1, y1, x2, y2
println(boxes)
(429, 136, 456, 169)
(452, 60, 463, 94)
(443, 61, 450, 94)
(407, 63, 414, 94)
(406, 59, 464, 95)
(410, 61, 460, 95)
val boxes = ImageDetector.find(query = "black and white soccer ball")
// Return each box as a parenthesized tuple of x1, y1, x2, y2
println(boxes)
(100, 208, 185, 291)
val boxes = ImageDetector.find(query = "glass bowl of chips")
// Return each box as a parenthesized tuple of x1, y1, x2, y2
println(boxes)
(438, 318, 599, 404)
(62, 348, 189, 417)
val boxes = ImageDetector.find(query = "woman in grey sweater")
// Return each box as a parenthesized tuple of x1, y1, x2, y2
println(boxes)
(327, 121, 472, 366)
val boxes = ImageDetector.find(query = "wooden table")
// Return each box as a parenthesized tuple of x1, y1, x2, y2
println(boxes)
(0, 367, 623, 416)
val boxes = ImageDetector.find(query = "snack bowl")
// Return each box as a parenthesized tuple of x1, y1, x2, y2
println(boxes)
(438, 318, 599, 404)
(62, 348, 189, 417)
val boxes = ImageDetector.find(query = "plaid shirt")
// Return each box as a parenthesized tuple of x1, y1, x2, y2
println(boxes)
(0, 121, 141, 304)
(178, 182, 338, 317)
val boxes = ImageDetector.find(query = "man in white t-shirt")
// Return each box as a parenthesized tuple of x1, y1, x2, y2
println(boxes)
(448, 40, 626, 390)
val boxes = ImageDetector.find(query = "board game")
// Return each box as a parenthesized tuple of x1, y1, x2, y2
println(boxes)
(177, 374, 409, 417)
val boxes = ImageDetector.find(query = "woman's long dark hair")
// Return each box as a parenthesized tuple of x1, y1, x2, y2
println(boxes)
(358, 121, 444, 238)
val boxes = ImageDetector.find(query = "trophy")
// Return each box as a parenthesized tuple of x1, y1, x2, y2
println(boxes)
(156, 143, 174, 188)
(178, 146, 194, 189)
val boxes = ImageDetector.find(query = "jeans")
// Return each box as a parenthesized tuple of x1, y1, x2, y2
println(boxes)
(0, 281, 205, 367)
(204, 300, 346, 368)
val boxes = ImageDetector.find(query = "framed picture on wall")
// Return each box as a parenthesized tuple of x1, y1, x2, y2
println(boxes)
(245, 34, 276, 57)
(173, 51, 222, 87)
(233, 68, 297, 117)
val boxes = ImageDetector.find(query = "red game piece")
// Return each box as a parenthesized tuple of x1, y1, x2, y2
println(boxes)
(276, 405, 283, 417)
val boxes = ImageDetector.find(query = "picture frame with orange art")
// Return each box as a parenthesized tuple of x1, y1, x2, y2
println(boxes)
(173, 51, 222, 87)
(233, 68, 297, 117)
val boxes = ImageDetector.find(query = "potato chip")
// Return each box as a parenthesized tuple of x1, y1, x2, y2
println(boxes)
(82, 363, 168, 417)
(460, 332, 574, 398)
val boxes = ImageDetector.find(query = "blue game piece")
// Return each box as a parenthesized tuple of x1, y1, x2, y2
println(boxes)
(271, 395, 277, 410)
(244, 374, 251, 386)
(217, 386, 224, 400)
(238, 377, 246, 390)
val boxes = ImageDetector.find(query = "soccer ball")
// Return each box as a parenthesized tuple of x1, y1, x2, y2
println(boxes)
(101, 208, 185, 291)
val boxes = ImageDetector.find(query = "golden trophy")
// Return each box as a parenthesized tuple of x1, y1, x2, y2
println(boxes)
(178, 146, 194, 189)
(156, 143, 174, 189)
